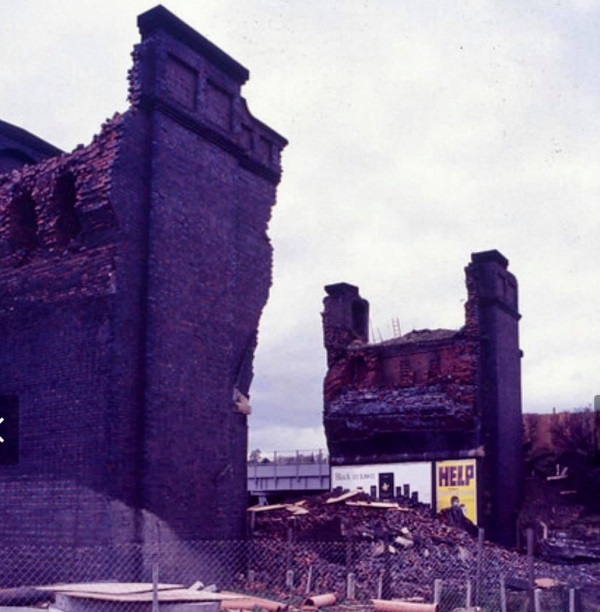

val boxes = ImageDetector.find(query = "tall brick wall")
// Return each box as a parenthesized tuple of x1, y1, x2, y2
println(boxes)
(322, 251, 523, 546)
(466, 251, 523, 546)
(0, 5, 285, 577)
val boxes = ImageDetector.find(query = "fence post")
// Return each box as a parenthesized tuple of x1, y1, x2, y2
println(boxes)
(500, 575, 507, 612)
(285, 526, 294, 590)
(152, 563, 159, 612)
(527, 528, 535, 612)
(569, 587, 576, 612)
(305, 564, 313, 595)
(433, 579, 443, 605)
(286, 569, 294, 589)
(346, 572, 356, 600)
(533, 588, 541, 612)
(465, 579, 472, 607)
(475, 527, 484, 606)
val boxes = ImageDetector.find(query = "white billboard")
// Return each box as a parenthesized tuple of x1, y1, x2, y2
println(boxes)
(331, 462, 432, 505)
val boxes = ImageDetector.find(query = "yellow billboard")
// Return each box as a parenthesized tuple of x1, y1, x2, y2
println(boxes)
(435, 459, 478, 524)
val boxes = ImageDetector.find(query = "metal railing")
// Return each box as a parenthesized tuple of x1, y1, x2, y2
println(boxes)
(248, 449, 329, 465)
(248, 450, 331, 495)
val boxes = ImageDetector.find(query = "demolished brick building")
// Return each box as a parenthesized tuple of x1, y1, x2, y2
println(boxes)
(322, 251, 523, 547)
(0, 5, 285, 576)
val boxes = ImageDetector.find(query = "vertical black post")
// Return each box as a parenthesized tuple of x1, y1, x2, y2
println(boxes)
(431, 462, 438, 517)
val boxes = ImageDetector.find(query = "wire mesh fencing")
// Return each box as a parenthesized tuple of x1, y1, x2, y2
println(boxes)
(0, 538, 598, 611)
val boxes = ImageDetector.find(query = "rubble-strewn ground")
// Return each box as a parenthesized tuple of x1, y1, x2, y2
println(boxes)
(242, 490, 600, 607)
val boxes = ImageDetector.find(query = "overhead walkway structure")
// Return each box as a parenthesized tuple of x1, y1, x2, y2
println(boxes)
(247, 449, 330, 500)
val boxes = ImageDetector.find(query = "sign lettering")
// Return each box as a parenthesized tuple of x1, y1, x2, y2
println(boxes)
(435, 459, 478, 524)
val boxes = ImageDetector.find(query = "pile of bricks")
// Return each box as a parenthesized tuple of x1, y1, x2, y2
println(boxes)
(245, 491, 600, 602)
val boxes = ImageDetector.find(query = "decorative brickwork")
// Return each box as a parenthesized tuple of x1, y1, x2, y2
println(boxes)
(0, 5, 286, 577)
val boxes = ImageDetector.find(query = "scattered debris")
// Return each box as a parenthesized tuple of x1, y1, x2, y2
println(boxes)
(302, 593, 337, 608)
(535, 577, 564, 589)
(372, 598, 437, 611)
(539, 536, 600, 562)
(246, 490, 600, 602)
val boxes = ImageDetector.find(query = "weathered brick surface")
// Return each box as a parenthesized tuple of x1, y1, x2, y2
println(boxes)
(0, 5, 285, 572)
(322, 251, 523, 546)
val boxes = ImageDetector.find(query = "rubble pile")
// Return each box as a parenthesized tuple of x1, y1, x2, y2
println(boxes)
(243, 491, 600, 602)
(520, 422, 600, 566)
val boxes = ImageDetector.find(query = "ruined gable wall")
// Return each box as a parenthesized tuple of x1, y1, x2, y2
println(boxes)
(323, 252, 523, 545)
(322, 275, 482, 464)
(0, 117, 133, 550)
(0, 5, 286, 558)
(124, 7, 286, 542)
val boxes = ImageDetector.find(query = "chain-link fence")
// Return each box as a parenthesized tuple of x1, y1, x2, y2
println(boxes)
(0, 537, 598, 612)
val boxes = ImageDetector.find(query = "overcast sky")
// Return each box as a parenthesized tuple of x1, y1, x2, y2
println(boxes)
(2, 1, 599, 453)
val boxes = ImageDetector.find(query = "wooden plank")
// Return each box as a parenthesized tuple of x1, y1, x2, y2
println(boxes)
(55, 590, 243, 603)
(325, 490, 363, 504)
(346, 501, 408, 510)
(286, 504, 310, 515)
(40, 583, 183, 595)
(247, 504, 287, 513)
(219, 592, 285, 611)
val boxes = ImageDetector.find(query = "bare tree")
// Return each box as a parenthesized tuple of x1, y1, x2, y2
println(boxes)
(550, 408, 595, 458)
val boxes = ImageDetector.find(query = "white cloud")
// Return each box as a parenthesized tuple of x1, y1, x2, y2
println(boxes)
(2, 0, 599, 450)
(249, 424, 327, 455)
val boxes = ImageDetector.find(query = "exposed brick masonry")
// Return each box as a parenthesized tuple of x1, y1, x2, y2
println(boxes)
(0, 5, 286, 581)
(322, 251, 523, 546)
